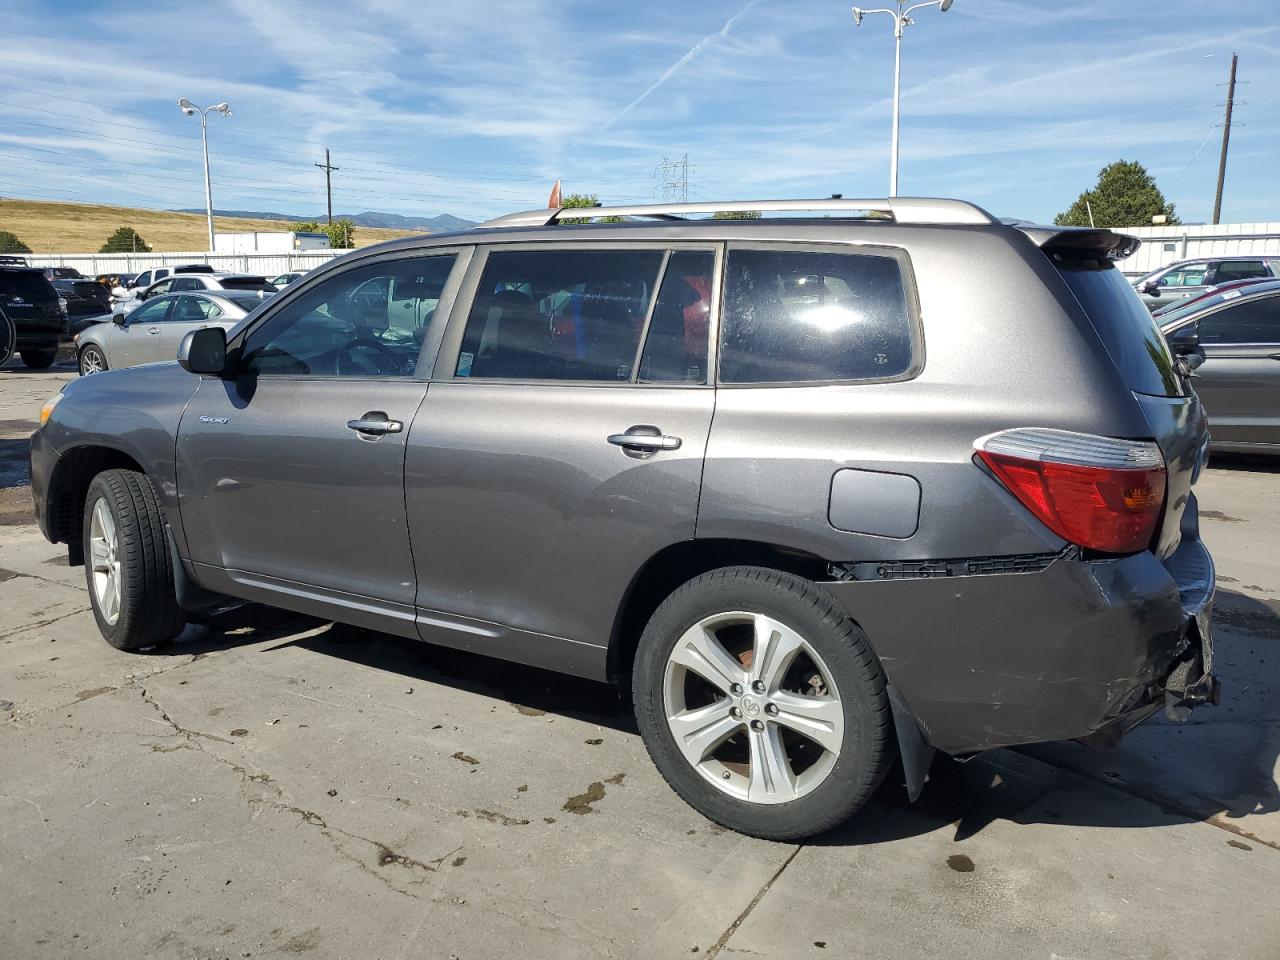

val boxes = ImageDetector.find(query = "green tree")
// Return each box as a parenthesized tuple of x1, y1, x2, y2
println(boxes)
(712, 209, 762, 220)
(1054, 160, 1180, 227)
(559, 192, 622, 224)
(290, 220, 323, 233)
(325, 218, 356, 248)
(99, 226, 149, 253)
(0, 230, 32, 253)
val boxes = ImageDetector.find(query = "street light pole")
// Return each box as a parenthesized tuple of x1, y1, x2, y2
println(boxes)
(178, 99, 232, 252)
(851, 0, 954, 197)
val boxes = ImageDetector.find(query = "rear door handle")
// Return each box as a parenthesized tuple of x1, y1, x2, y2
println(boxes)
(347, 412, 403, 436)
(608, 430, 681, 451)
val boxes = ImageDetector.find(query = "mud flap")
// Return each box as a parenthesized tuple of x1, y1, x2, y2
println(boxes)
(887, 684, 935, 802)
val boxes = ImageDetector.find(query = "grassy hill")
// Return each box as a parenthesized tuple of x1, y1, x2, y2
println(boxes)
(0, 198, 419, 254)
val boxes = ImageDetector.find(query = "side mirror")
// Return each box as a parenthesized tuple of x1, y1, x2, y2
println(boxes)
(1141, 280, 1160, 296)
(178, 326, 228, 376)
(112, 312, 126, 326)
(1183, 350, 1206, 372)
(1168, 326, 1199, 350)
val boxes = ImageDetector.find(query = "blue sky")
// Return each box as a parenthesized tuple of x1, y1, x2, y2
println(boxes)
(1, 0, 1277, 225)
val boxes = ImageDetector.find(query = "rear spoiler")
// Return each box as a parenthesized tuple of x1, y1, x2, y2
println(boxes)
(1011, 223, 1141, 261)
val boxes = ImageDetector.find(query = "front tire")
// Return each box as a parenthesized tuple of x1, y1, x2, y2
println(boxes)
(21, 349, 57, 369)
(78, 344, 107, 375)
(82, 470, 186, 651)
(633, 567, 894, 840)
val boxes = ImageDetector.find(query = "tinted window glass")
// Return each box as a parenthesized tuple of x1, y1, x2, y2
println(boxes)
(168, 277, 200, 291)
(639, 251, 714, 383)
(0, 270, 56, 301)
(241, 255, 456, 377)
(1056, 259, 1181, 397)
(457, 249, 663, 381)
(171, 296, 220, 323)
(219, 277, 276, 292)
(1198, 296, 1280, 344)
(719, 248, 912, 384)
(224, 293, 271, 312)
(1214, 261, 1268, 283)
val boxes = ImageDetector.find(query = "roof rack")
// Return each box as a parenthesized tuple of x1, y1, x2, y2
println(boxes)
(478, 197, 996, 229)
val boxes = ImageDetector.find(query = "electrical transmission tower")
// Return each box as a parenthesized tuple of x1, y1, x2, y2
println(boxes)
(657, 154, 691, 203)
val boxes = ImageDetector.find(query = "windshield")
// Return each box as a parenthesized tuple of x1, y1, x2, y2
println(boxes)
(1055, 258, 1182, 398)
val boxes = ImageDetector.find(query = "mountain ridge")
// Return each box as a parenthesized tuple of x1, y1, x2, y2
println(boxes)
(171, 208, 478, 233)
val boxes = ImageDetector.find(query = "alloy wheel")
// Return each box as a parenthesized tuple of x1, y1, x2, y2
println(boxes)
(88, 497, 121, 625)
(80, 348, 104, 375)
(662, 611, 844, 804)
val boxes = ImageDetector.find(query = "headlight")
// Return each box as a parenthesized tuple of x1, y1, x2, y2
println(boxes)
(38, 392, 62, 426)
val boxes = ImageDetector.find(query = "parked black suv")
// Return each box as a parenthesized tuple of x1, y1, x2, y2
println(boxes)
(52, 278, 112, 335)
(0, 266, 64, 368)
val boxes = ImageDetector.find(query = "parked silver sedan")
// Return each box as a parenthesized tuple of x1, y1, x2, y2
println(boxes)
(75, 291, 270, 375)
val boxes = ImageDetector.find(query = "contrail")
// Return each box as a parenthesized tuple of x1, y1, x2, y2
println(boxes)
(607, 0, 761, 127)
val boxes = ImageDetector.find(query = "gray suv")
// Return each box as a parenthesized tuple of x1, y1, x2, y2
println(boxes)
(30, 198, 1219, 839)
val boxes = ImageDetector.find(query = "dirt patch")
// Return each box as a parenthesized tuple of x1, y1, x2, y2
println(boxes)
(451, 751, 479, 765)
(458, 808, 530, 826)
(0, 485, 34, 526)
(76, 686, 115, 701)
(1201, 510, 1244, 523)
(946, 854, 975, 873)
(563, 782, 607, 815)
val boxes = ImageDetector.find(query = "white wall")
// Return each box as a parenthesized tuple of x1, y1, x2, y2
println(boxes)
(21, 248, 347, 277)
(1115, 222, 1280, 276)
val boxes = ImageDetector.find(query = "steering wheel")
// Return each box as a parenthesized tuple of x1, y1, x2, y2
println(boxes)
(334, 334, 404, 377)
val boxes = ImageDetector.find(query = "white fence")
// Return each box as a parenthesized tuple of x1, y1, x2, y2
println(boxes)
(1116, 222, 1280, 277)
(20, 249, 349, 277)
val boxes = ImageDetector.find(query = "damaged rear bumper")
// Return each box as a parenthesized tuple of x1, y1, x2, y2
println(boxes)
(820, 500, 1219, 756)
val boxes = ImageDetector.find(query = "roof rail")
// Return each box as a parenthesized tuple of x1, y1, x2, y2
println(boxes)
(477, 197, 996, 229)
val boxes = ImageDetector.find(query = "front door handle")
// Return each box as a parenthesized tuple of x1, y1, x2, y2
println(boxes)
(1269, 353, 1280, 361)
(347, 411, 403, 436)
(608, 428, 681, 452)
(146, 327, 161, 335)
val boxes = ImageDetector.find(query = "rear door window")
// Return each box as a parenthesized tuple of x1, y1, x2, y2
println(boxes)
(1212, 260, 1268, 283)
(638, 251, 714, 383)
(456, 249, 664, 381)
(1160, 263, 1209, 287)
(1055, 258, 1182, 397)
(718, 246, 914, 384)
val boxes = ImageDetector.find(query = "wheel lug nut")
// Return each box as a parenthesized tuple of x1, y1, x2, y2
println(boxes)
(722, 771, 731, 780)
(765, 703, 778, 715)
(751, 680, 766, 694)
(730, 683, 743, 695)
(730, 706, 742, 719)
(750, 719, 765, 731)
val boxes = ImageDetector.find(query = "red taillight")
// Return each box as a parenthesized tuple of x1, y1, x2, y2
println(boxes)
(976, 428, 1166, 554)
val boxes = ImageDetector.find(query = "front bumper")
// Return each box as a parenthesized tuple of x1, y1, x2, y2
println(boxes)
(821, 501, 1217, 755)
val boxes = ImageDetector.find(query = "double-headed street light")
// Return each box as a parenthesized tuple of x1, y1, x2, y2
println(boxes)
(850, 0, 953, 197)
(177, 98, 232, 252)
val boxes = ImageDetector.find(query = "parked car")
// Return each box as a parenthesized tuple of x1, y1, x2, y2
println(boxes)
(30, 197, 1218, 840)
(0, 255, 29, 267)
(52, 278, 113, 335)
(132, 272, 277, 304)
(43, 266, 84, 281)
(271, 271, 306, 287)
(1133, 255, 1280, 311)
(1159, 279, 1280, 453)
(0, 264, 64, 367)
(75, 291, 267, 375)
(1151, 277, 1272, 319)
(112, 263, 216, 299)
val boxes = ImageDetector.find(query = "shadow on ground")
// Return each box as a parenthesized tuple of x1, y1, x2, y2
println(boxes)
(160, 592, 1278, 848)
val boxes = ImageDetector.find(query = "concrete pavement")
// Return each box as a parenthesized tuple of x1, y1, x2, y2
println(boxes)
(2, 362, 1278, 959)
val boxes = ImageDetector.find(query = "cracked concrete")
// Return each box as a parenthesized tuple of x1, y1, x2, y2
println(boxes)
(2, 370, 1279, 958)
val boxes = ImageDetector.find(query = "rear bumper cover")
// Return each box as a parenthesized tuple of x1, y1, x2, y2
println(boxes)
(821, 501, 1217, 755)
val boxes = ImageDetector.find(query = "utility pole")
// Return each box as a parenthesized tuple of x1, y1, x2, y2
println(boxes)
(315, 148, 339, 225)
(1212, 52, 1237, 226)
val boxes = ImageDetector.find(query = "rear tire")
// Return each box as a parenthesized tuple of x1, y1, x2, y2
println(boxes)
(632, 566, 894, 840)
(82, 470, 186, 651)
(78, 344, 107, 375)
(21, 349, 57, 369)
(0, 311, 14, 367)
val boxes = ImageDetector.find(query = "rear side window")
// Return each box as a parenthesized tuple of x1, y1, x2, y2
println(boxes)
(1214, 261, 1268, 283)
(1056, 259, 1181, 397)
(457, 249, 663, 381)
(219, 277, 276, 292)
(719, 247, 913, 384)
